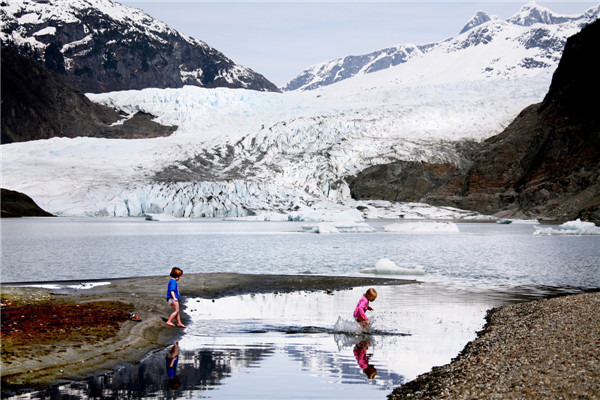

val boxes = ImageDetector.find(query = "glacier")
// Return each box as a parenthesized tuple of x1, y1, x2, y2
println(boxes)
(1, 72, 553, 220)
(3, 3, 595, 220)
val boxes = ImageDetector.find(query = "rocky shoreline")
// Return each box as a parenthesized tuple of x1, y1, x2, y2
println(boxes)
(389, 291, 600, 399)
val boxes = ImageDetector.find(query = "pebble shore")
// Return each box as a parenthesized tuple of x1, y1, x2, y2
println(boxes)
(389, 292, 600, 399)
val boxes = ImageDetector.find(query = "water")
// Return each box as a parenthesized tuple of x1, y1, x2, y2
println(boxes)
(2, 218, 599, 289)
(2, 218, 599, 399)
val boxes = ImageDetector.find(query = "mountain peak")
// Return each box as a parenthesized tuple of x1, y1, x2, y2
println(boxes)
(507, 1, 571, 26)
(459, 11, 493, 34)
(1, 0, 280, 93)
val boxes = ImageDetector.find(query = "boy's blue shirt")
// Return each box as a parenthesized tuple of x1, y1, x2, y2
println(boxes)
(166, 278, 180, 300)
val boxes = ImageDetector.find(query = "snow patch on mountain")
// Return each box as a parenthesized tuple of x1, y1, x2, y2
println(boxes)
(460, 11, 495, 34)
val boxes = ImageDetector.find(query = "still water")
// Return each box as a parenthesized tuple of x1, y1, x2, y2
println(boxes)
(2, 218, 599, 289)
(2, 218, 599, 399)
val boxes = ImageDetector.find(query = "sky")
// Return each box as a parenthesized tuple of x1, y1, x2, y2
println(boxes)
(120, 1, 598, 87)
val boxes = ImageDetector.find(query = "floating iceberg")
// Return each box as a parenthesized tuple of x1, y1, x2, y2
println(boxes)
(360, 258, 426, 276)
(144, 213, 190, 221)
(534, 219, 600, 235)
(496, 219, 539, 224)
(383, 221, 460, 233)
(302, 220, 376, 234)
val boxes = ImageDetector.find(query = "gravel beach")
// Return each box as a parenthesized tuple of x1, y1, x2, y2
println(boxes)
(389, 292, 600, 400)
(1, 272, 413, 392)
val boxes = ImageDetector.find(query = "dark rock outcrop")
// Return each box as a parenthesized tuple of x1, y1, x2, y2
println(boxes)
(349, 161, 458, 203)
(350, 19, 600, 223)
(1, 188, 53, 218)
(1, 0, 279, 93)
(1, 46, 177, 143)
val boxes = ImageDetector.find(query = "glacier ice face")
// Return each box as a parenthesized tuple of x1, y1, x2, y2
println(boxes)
(2, 71, 553, 219)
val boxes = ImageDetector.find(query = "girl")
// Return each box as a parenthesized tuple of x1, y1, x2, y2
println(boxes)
(354, 288, 377, 328)
(166, 267, 186, 328)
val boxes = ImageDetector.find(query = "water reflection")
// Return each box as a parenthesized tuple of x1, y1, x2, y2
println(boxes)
(19, 343, 275, 399)
(354, 338, 377, 380)
(7, 284, 548, 399)
(165, 342, 180, 390)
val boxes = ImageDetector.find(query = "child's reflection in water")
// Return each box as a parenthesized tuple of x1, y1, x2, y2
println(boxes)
(354, 337, 377, 379)
(166, 341, 181, 389)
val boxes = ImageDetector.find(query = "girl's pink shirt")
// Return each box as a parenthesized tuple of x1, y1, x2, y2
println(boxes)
(354, 295, 370, 319)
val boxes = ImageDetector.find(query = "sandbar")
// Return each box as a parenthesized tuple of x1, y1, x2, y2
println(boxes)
(1, 272, 415, 391)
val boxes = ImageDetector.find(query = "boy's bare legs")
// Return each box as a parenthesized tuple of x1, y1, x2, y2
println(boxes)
(176, 312, 186, 328)
(167, 301, 182, 327)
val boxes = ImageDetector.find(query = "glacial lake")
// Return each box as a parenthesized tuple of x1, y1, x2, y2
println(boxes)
(2, 218, 599, 399)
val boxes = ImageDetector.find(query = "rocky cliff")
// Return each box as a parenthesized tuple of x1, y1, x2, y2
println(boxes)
(1, 46, 177, 143)
(350, 19, 600, 223)
(1, 0, 279, 93)
(1, 188, 53, 217)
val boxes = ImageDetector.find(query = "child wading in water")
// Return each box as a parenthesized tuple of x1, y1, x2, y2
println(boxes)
(166, 267, 186, 328)
(354, 288, 377, 328)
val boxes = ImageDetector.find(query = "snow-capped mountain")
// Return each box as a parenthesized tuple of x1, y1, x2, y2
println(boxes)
(1, 3, 597, 220)
(283, 2, 599, 91)
(459, 11, 494, 35)
(0, 0, 279, 93)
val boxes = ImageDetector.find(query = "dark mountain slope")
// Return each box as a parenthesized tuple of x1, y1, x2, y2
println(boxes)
(1, 46, 177, 143)
(1, 188, 53, 217)
(1, 0, 279, 93)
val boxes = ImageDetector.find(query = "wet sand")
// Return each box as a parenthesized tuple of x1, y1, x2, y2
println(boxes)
(1, 272, 414, 391)
(389, 291, 600, 399)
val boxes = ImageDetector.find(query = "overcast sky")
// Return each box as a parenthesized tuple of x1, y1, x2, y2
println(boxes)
(121, 1, 598, 87)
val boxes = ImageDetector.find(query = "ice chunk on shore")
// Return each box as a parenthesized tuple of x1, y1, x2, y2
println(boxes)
(360, 258, 426, 275)
(144, 213, 190, 221)
(383, 221, 459, 233)
(301, 209, 376, 233)
(534, 219, 600, 235)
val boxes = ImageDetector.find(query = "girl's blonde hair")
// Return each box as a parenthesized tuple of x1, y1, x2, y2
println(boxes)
(365, 288, 377, 299)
